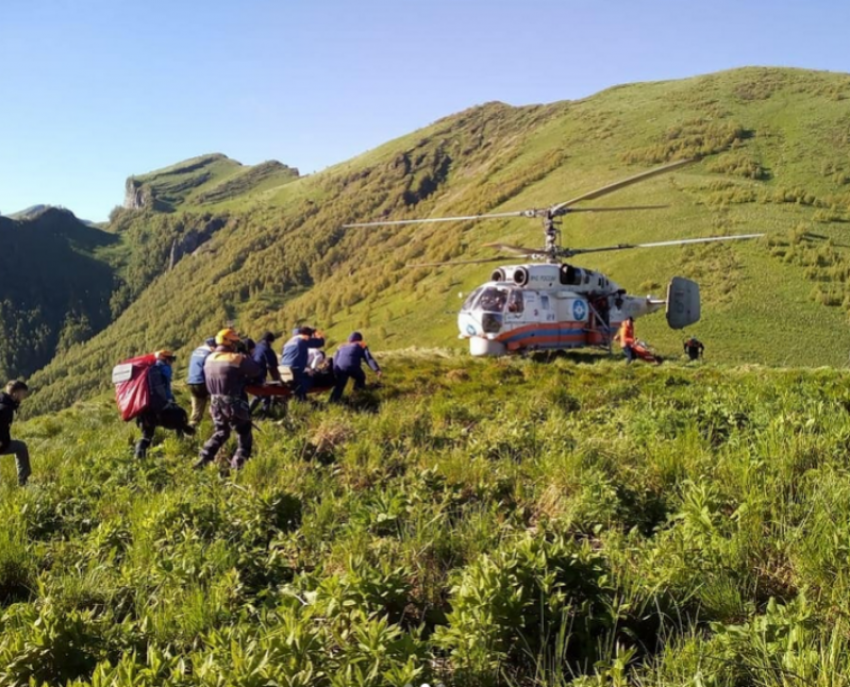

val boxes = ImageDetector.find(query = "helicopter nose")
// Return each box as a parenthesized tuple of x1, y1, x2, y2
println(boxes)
(458, 312, 483, 338)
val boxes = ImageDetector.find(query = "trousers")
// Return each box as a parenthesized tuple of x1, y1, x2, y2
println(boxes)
(188, 383, 209, 426)
(290, 367, 311, 401)
(0, 440, 31, 486)
(198, 396, 254, 469)
(135, 406, 193, 458)
(329, 367, 366, 403)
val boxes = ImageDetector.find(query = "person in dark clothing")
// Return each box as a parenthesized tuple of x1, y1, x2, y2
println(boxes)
(195, 329, 263, 470)
(187, 337, 216, 427)
(0, 380, 31, 486)
(684, 337, 705, 361)
(249, 332, 282, 416)
(280, 326, 325, 401)
(135, 350, 195, 459)
(329, 332, 382, 403)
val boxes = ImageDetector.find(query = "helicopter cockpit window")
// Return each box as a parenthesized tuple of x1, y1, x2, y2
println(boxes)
(462, 288, 483, 311)
(476, 287, 509, 313)
(507, 290, 524, 314)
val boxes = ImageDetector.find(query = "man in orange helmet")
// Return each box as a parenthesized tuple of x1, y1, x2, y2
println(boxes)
(135, 349, 195, 458)
(194, 328, 263, 471)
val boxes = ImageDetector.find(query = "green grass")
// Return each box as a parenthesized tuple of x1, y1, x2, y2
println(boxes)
(5, 355, 850, 685)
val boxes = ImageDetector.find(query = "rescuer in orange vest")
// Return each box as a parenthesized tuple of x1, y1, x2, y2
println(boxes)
(614, 316, 636, 364)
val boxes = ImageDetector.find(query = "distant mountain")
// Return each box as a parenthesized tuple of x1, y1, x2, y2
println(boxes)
(0, 208, 117, 379)
(16, 66, 850, 413)
(9, 204, 99, 227)
(123, 154, 299, 212)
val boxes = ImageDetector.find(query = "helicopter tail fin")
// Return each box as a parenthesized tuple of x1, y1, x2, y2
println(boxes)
(666, 277, 701, 329)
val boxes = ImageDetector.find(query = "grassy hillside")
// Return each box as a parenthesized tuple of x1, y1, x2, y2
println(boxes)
(4, 357, 850, 685)
(24, 67, 850, 412)
(124, 154, 299, 212)
(0, 208, 118, 379)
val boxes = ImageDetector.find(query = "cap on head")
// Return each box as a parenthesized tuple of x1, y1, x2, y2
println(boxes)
(205, 337, 216, 347)
(155, 349, 176, 362)
(297, 326, 314, 336)
(216, 328, 241, 346)
(4, 380, 28, 395)
(261, 331, 276, 343)
(348, 331, 363, 343)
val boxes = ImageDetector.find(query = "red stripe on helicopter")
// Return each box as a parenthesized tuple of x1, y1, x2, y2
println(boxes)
(496, 322, 589, 349)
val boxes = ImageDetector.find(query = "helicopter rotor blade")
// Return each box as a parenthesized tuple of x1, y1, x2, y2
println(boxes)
(560, 205, 670, 214)
(568, 233, 764, 257)
(343, 209, 535, 229)
(551, 158, 696, 212)
(482, 242, 543, 257)
(408, 256, 515, 268)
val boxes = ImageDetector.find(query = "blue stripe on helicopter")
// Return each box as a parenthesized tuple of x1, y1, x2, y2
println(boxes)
(502, 326, 585, 344)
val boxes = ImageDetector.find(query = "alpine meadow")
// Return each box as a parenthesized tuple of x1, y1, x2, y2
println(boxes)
(5, 66, 850, 686)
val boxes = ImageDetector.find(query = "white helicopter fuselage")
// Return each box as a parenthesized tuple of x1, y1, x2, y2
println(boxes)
(458, 263, 666, 356)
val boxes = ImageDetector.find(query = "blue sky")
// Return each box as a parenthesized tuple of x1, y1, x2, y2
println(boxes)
(1, 0, 848, 221)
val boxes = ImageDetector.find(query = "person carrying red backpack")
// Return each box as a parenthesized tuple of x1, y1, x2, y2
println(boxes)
(134, 350, 194, 458)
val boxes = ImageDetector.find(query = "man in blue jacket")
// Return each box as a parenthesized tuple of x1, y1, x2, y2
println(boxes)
(187, 337, 216, 427)
(329, 332, 382, 403)
(249, 331, 282, 416)
(280, 326, 325, 401)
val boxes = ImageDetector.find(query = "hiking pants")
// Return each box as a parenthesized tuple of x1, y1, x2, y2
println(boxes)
(0, 440, 31, 486)
(135, 411, 157, 458)
(199, 396, 253, 469)
(623, 346, 635, 364)
(188, 383, 210, 426)
(330, 367, 366, 403)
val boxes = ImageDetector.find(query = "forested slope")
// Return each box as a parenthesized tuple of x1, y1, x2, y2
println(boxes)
(20, 67, 850, 412)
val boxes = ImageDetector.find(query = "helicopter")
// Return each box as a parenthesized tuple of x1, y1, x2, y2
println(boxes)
(345, 159, 763, 357)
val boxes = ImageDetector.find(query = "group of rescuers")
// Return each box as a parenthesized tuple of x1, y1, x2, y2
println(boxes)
(1, 325, 706, 486)
(132, 326, 382, 469)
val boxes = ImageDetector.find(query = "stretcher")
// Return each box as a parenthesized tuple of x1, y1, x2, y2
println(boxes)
(632, 340, 662, 364)
(245, 380, 335, 398)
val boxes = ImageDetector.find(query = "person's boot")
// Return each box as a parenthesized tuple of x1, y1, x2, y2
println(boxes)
(192, 456, 211, 470)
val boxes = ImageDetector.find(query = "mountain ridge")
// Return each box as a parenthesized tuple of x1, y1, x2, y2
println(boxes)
(9, 65, 850, 413)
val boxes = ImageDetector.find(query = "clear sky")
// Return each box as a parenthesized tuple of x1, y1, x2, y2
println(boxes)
(1, 0, 848, 221)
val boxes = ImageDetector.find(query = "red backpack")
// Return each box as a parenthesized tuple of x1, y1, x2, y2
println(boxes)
(112, 354, 156, 421)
